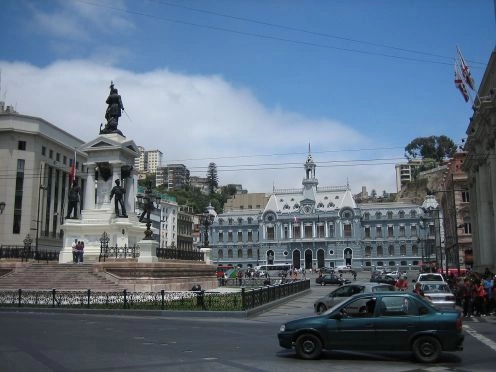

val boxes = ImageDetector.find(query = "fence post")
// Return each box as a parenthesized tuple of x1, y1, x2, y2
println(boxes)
(123, 289, 128, 309)
(87, 289, 91, 308)
(161, 289, 165, 310)
(52, 288, 56, 308)
(18, 288, 22, 307)
(241, 288, 246, 310)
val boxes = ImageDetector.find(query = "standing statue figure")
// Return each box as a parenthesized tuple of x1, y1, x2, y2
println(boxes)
(109, 179, 128, 218)
(101, 81, 124, 135)
(66, 180, 81, 219)
(139, 183, 155, 223)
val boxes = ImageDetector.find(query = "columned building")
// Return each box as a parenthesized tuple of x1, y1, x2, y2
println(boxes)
(0, 105, 87, 249)
(462, 49, 496, 272)
(210, 151, 429, 271)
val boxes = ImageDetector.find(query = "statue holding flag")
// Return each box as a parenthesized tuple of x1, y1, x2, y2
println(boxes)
(100, 81, 125, 136)
(66, 180, 81, 219)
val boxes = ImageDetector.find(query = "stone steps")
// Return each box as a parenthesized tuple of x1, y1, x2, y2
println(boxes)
(0, 263, 127, 291)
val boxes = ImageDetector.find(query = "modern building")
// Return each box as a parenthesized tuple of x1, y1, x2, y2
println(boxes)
(395, 159, 424, 192)
(0, 103, 87, 249)
(462, 49, 496, 273)
(134, 147, 163, 181)
(224, 193, 270, 212)
(209, 151, 430, 271)
(163, 163, 190, 189)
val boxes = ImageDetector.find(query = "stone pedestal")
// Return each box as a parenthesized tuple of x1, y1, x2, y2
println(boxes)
(200, 247, 212, 264)
(138, 239, 159, 263)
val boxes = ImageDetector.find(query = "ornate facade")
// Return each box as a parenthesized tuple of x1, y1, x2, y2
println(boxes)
(210, 151, 431, 271)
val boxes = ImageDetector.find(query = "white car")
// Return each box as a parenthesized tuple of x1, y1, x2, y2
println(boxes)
(335, 265, 353, 273)
(414, 273, 447, 285)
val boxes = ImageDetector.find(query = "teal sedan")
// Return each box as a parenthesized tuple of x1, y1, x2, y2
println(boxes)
(278, 292, 464, 363)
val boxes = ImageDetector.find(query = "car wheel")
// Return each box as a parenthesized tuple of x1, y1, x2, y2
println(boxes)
(412, 336, 441, 363)
(317, 304, 327, 314)
(295, 333, 322, 360)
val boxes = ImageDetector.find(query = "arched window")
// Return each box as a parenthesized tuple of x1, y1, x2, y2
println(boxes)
(412, 245, 419, 256)
(388, 245, 395, 256)
(365, 246, 372, 257)
(400, 245, 406, 256)
(238, 249, 243, 258)
(377, 246, 383, 256)
(217, 249, 223, 258)
(228, 249, 233, 258)
(247, 248, 253, 258)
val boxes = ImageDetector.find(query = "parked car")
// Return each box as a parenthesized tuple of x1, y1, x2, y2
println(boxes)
(414, 273, 447, 285)
(279, 292, 464, 362)
(335, 265, 353, 273)
(421, 281, 456, 309)
(313, 282, 395, 314)
(315, 274, 350, 286)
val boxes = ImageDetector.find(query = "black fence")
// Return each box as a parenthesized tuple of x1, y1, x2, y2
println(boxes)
(156, 247, 204, 261)
(0, 245, 60, 263)
(0, 280, 310, 311)
(99, 245, 138, 262)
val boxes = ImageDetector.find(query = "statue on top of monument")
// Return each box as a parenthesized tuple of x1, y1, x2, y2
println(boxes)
(100, 81, 125, 136)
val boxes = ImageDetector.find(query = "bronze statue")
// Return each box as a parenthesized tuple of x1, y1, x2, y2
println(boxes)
(109, 179, 128, 218)
(66, 180, 81, 219)
(139, 182, 154, 223)
(100, 81, 124, 135)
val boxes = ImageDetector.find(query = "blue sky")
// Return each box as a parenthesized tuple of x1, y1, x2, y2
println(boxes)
(0, 0, 494, 195)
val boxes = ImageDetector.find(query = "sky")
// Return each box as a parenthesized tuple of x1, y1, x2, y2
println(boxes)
(0, 0, 494, 196)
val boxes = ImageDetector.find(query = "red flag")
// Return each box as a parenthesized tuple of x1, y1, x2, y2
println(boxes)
(454, 64, 469, 102)
(457, 46, 476, 90)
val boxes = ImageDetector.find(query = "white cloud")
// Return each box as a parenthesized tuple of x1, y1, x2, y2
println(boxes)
(0, 59, 398, 195)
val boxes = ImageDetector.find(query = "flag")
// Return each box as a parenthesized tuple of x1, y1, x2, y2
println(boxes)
(457, 46, 476, 90)
(69, 150, 76, 182)
(454, 63, 470, 102)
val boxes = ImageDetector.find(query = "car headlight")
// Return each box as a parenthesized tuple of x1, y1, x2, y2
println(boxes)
(280, 324, 286, 332)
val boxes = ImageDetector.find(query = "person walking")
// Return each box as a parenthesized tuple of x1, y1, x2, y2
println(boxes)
(76, 241, 84, 264)
(71, 239, 78, 263)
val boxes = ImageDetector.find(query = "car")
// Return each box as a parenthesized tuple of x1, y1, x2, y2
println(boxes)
(335, 265, 353, 273)
(313, 282, 395, 314)
(315, 274, 350, 286)
(279, 292, 464, 362)
(414, 273, 447, 284)
(420, 281, 456, 309)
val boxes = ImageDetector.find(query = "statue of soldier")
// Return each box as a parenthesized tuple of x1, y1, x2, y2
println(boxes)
(66, 180, 81, 219)
(101, 81, 125, 135)
(109, 179, 128, 218)
(139, 183, 154, 223)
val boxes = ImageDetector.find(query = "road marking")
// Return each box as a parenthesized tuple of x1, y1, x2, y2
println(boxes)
(463, 324, 496, 352)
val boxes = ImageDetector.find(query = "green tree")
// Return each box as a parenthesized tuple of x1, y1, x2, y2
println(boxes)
(404, 135, 457, 162)
(206, 162, 219, 195)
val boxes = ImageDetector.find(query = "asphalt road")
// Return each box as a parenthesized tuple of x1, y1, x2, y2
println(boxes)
(1, 272, 496, 372)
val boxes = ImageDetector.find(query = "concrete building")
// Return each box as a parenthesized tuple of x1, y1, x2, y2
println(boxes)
(134, 147, 163, 182)
(0, 103, 87, 249)
(209, 151, 430, 271)
(163, 163, 190, 189)
(462, 49, 496, 273)
(395, 159, 424, 192)
(224, 193, 270, 212)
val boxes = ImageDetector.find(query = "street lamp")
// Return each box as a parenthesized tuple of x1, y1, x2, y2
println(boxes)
(36, 185, 47, 254)
(201, 207, 215, 248)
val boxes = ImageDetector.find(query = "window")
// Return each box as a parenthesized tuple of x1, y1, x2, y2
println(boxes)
(375, 212, 382, 219)
(388, 245, 394, 256)
(217, 249, 223, 259)
(228, 232, 233, 242)
(18, 141, 26, 150)
(399, 211, 405, 218)
(400, 245, 406, 255)
(412, 245, 419, 256)
(378, 296, 420, 317)
(365, 246, 372, 257)
(237, 231, 243, 242)
(42, 146, 46, 156)
(304, 225, 312, 238)
(49, 149, 53, 159)
(344, 224, 352, 237)
(293, 225, 300, 238)
(387, 211, 393, 219)
(328, 223, 335, 238)
(63, 155, 67, 165)
(376, 226, 382, 238)
(387, 226, 394, 238)
(377, 246, 383, 256)
(364, 227, 371, 238)
(462, 190, 470, 203)
(363, 212, 370, 221)
(13, 159, 25, 234)
(411, 225, 417, 237)
(56, 153, 60, 161)
(399, 226, 405, 237)
(218, 232, 224, 242)
(247, 248, 253, 258)
(237, 249, 243, 258)
(267, 226, 275, 240)
(317, 224, 324, 238)
(248, 231, 253, 242)
(462, 223, 472, 234)
(227, 249, 233, 258)
(284, 226, 289, 239)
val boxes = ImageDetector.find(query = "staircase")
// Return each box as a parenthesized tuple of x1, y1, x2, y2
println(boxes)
(0, 263, 127, 291)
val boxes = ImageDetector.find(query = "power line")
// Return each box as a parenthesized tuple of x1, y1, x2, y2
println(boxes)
(74, 0, 476, 68)
(151, 0, 486, 66)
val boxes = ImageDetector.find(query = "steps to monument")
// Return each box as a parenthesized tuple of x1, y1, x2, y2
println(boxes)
(0, 263, 126, 291)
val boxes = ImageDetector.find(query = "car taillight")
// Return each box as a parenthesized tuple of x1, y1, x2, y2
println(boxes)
(456, 317, 462, 331)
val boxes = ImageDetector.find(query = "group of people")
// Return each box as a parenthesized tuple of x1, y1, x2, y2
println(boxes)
(72, 239, 85, 264)
(453, 269, 496, 317)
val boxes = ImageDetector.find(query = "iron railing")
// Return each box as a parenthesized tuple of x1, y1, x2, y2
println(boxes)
(156, 247, 204, 261)
(0, 245, 60, 263)
(99, 245, 138, 262)
(0, 280, 309, 311)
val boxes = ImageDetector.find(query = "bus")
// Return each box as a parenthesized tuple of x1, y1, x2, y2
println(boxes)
(255, 263, 292, 277)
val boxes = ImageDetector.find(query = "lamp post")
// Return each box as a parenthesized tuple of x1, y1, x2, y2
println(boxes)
(36, 184, 47, 254)
(201, 207, 215, 248)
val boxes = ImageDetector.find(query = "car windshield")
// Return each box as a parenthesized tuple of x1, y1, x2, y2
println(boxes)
(419, 274, 444, 281)
(372, 285, 395, 292)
